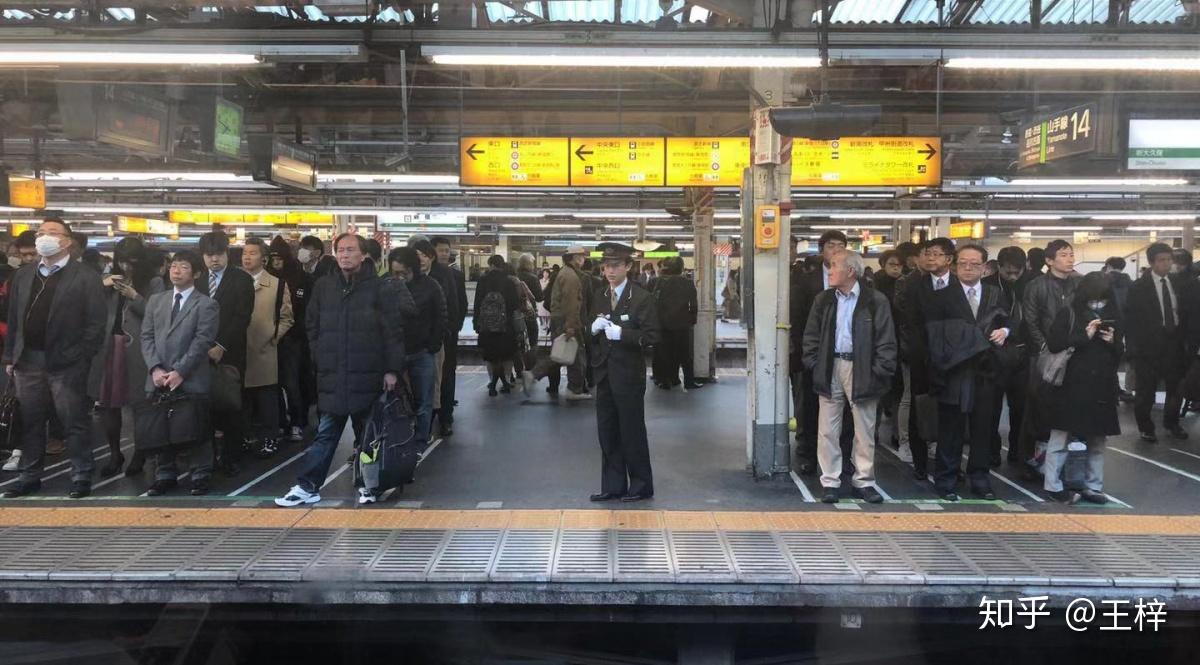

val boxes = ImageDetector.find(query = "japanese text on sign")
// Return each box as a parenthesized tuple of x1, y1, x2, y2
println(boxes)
(570, 138, 666, 187)
(459, 137, 571, 187)
(791, 137, 941, 187)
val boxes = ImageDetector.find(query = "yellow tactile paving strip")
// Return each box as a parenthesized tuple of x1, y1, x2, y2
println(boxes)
(0, 508, 1198, 536)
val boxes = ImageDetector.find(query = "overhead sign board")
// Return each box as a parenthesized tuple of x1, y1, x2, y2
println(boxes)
(3, 176, 46, 209)
(377, 210, 469, 233)
(460, 137, 570, 187)
(1018, 103, 1097, 169)
(116, 215, 179, 236)
(790, 137, 941, 187)
(213, 98, 244, 158)
(168, 210, 333, 226)
(948, 220, 985, 240)
(1128, 119, 1200, 171)
(569, 138, 666, 187)
(665, 137, 751, 187)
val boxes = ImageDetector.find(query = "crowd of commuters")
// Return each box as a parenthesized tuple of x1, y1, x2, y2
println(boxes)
(792, 231, 1193, 505)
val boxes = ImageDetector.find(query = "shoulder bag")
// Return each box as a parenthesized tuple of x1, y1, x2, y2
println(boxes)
(133, 389, 209, 452)
(1036, 309, 1075, 387)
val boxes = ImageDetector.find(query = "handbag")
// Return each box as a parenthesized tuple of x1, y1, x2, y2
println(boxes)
(1036, 309, 1075, 387)
(133, 389, 209, 452)
(0, 385, 20, 452)
(210, 363, 242, 413)
(356, 387, 419, 494)
(1062, 441, 1089, 492)
(550, 334, 579, 365)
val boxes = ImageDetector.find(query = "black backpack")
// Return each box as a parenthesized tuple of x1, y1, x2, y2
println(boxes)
(478, 291, 508, 334)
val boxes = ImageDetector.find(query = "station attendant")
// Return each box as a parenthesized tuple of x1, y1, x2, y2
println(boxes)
(588, 242, 661, 503)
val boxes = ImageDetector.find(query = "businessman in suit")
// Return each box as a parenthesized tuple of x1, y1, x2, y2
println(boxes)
(196, 231, 255, 474)
(1, 219, 106, 499)
(141, 250, 220, 496)
(587, 242, 661, 502)
(923, 244, 1010, 500)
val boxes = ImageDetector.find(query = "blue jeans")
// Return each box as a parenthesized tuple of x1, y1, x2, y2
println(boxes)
(295, 411, 368, 493)
(406, 352, 436, 451)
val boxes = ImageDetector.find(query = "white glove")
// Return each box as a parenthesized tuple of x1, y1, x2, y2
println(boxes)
(605, 324, 622, 341)
(590, 317, 610, 334)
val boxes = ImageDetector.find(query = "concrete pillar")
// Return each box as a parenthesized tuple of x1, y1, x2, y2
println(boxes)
(690, 188, 717, 381)
(495, 235, 510, 260)
(929, 216, 952, 240)
(747, 68, 793, 478)
(1184, 219, 1195, 254)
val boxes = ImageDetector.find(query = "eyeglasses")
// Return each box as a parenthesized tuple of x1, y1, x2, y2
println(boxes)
(958, 261, 984, 269)
(925, 252, 947, 259)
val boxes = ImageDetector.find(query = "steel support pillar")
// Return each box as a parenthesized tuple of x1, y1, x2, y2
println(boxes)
(690, 187, 718, 382)
(747, 69, 792, 478)
(1184, 218, 1195, 254)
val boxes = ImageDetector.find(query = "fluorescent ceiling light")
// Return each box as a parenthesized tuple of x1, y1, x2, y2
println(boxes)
(424, 45, 820, 69)
(1092, 213, 1197, 220)
(500, 223, 581, 229)
(50, 171, 250, 182)
(986, 213, 1064, 221)
(713, 213, 741, 220)
(604, 225, 684, 231)
(1018, 226, 1104, 231)
(946, 56, 1200, 72)
(320, 173, 459, 185)
(808, 225, 892, 230)
(1006, 178, 1188, 187)
(1127, 227, 1200, 232)
(714, 226, 741, 231)
(0, 49, 257, 66)
(823, 212, 934, 220)
(574, 212, 673, 219)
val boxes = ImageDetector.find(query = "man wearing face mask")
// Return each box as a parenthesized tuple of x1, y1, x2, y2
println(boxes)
(2, 219, 107, 499)
(298, 235, 335, 281)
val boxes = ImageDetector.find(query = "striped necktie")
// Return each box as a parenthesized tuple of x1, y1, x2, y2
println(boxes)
(209, 272, 219, 299)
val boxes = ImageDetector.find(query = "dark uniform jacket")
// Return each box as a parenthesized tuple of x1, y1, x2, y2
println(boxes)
(589, 280, 660, 387)
(1126, 271, 1188, 362)
(801, 283, 897, 402)
(896, 271, 949, 396)
(3, 261, 106, 371)
(196, 267, 255, 374)
(307, 264, 413, 416)
(923, 280, 1010, 411)
(653, 274, 698, 331)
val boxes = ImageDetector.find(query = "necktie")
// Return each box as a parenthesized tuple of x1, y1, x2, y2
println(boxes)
(171, 293, 182, 324)
(209, 272, 219, 299)
(1162, 277, 1176, 334)
(935, 277, 946, 291)
(610, 288, 618, 310)
(968, 286, 979, 318)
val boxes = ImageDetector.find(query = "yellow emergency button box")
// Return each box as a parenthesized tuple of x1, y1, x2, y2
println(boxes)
(754, 204, 781, 250)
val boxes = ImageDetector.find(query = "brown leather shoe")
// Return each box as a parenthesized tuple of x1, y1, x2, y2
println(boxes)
(45, 439, 66, 456)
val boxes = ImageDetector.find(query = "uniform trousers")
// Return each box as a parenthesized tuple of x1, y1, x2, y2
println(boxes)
(934, 380, 996, 495)
(595, 375, 653, 496)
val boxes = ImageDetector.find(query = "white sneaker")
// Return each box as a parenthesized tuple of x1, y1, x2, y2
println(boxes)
(2, 450, 21, 472)
(274, 485, 320, 507)
(896, 443, 914, 464)
(357, 488, 378, 505)
(289, 427, 304, 442)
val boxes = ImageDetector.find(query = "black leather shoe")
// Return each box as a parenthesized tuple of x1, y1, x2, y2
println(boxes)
(683, 382, 707, 390)
(821, 488, 838, 504)
(940, 492, 960, 502)
(1020, 466, 1042, 482)
(99, 452, 125, 478)
(1168, 426, 1189, 441)
(146, 479, 178, 497)
(621, 493, 653, 502)
(859, 486, 884, 504)
(437, 423, 454, 437)
(1140, 431, 1158, 443)
(1048, 489, 1081, 504)
(971, 486, 997, 501)
(68, 481, 91, 499)
(1080, 489, 1109, 504)
(589, 492, 621, 502)
(190, 479, 210, 496)
(2, 480, 40, 498)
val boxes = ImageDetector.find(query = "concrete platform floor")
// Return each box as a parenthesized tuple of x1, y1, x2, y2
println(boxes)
(1, 367, 1199, 515)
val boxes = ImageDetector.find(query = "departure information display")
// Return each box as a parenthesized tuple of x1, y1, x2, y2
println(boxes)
(791, 137, 941, 187)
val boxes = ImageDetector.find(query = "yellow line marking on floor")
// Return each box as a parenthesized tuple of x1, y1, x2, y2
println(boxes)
(0, 507, 1198, 536)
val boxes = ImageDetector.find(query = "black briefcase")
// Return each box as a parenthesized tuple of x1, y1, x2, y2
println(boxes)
(0, 385, 20, 452)
(133, 390, 209, 452)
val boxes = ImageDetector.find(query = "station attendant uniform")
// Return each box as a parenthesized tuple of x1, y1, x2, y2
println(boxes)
(588, 243, 661, 501)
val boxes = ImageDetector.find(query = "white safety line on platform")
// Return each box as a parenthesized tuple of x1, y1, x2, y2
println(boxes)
(39, 443, 136, 491)
(872, 482, 894, 502)
(0, 439, 127, 488)
(789, 470, 816, 503)
(958, 449, 1044, 503)
(1170, 448, 1200, 463)
(1110, 446, 1200, 484)
(320, 461, 352, 490)
(228, 450, 308, 496)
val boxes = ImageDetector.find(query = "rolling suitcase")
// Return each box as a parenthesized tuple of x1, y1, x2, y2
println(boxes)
(355, 387, 419, 497)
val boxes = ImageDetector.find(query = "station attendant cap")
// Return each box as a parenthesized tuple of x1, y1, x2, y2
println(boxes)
(597, 242, 637, 262)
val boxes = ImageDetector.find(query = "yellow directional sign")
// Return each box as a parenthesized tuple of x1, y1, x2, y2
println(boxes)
(460, 137, 570, 187)
(791, 137, 941, 187)
(6, 176, 45, 209)
(665, 137, 751, 187)
(117, 215, 179, 236)
(570, 138, 665, 187)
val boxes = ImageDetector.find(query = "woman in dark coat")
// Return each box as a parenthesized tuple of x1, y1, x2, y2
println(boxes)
(1042, 271, 1121, 505)
(90, 239, 164, 477)
(473, 255, 520, 395)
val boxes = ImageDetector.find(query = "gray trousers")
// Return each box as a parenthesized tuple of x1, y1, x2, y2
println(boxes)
(1043, 430, 1105, 493)
(13, 355, 94, 483)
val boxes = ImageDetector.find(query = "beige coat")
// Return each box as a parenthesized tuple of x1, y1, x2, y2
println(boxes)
(244, 271, 294, 388)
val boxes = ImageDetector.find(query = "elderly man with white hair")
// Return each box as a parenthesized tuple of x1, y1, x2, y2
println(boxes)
(801, 249, 897, 504)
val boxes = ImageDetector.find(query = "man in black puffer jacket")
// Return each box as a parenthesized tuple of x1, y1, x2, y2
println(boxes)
(276, 233, 413, 507)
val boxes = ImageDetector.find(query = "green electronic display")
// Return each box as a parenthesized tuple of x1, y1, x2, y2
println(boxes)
(214, 98, 244, 158)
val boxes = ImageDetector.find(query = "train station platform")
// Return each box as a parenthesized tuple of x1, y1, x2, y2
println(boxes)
(0, 507, 1197, 611)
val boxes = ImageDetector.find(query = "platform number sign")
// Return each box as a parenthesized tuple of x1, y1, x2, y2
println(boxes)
(1018, 103, 1099, 169)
